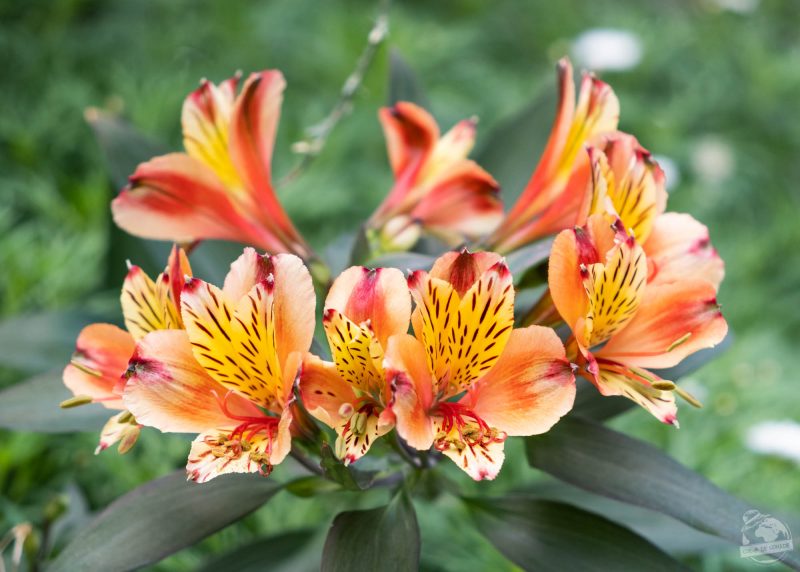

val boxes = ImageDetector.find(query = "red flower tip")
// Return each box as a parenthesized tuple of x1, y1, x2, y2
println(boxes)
(184, 276, 200, 290)
(407, 269, 425, 289)
(322, 308, 336, 323)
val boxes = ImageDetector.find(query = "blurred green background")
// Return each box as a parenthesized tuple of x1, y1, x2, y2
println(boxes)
(1, 0, 799, 570)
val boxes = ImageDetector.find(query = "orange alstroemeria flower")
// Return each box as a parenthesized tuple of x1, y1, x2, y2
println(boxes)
(581, 133, 724, 290)
(112, 71, 312, 259)
(62, 246, 191, 453)
(123, 248, 315, 482)
(367, 102, 503, 252)
(299, 266, 411, 464)
(490, 58, 619, 253)
(549, 214, 728, 424)
(384, 250, 576, 480)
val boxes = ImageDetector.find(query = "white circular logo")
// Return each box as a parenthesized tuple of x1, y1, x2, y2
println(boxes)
(740, 510, 793, 565)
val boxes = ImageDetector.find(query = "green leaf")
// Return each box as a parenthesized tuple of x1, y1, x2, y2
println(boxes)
(49, 471, 280, 572)
(0, 370, 110, 433)
(319, 443, 376, 491)
(388, 49, 429, 108)
(474, 87, 556, 206)
(285, 476, 342, 498)
(526, 416, 800, 570)
(85, 109, 167, 190)
(197, 530, 318, 572)
(467, 496, 689, 571)
(322, 491, 420, 572)
(0, 308, 117, 373)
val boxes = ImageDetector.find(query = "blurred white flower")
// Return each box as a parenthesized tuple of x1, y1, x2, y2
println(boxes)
(571, 28, 643, 72)
(746, 420, 800, 464)
(710, 0, 760, 14)
(653, 154, 681, 192)
(692, 136, 735, 185)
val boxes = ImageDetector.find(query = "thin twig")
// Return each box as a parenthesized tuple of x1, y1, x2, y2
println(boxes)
(290, 449, 324, 476)
(278, 0, 390, 187)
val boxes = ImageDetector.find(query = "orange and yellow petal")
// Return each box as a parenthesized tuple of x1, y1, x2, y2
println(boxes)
(584, 135, 667, 244)
(384, 334, 437, 450)
(182, 75, 241, 190)
(580, 229, 647, 348)
(111, 153, 278, 251)
(596, 279, 728, 370)
(419, 118, 477, 184)
(429, 249, 502, 297)
(182, 277, 284, 409)
(468, 326, 575, 437)
(549, 227, 595, 331)
(323, 308, 384, 396)
(325, 266, 411, 349)
(121, 265, 171, 340)
(63, 323, 134, 408)
(299, 355, 357, 429)
(410, 163, 503, 243)
(123, 330, 261, 433)
(334, 404, 393, 465)
(644, 213, 725, 290)
(379, 102, 438, 180)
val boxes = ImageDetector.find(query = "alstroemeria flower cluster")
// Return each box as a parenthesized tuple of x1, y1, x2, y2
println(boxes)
(63, 58, 729, 483)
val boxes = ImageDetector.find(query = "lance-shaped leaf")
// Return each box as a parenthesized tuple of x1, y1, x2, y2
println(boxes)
(0, 371, 110, 433)
(49, 472, 280, 572)
(526, 416, 800, 570)
(473, 88, 557, 207)
(322, 490, 420, 572)
(467, 496, 689, 571)
(197, 530, 319, 572)
(388, 49, 429, 108)
(0, 308, 117, 372)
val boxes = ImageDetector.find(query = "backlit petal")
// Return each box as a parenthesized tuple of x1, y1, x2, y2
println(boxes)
(379, 102, 438, 179)
(182, 76, 240, 190)
(644, 213, 725, 290)
(111, 153, 279, 251)
(469, 327, 575, 436)
(123, 330, 260, 433)
(63, 324, 134, 408)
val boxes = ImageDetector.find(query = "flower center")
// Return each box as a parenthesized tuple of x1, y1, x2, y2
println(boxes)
(433, 401, 506, 453)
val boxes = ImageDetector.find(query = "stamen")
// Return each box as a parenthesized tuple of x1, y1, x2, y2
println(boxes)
(433, 402, 505, 452)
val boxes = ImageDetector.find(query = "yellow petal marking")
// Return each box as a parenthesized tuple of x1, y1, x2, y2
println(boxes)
(411, 264, 514, 397)
(581, 238, 647, 348)
(323, 309, 384, 397)
(183, 278, 282, 409)
(121, 266, 171, 341)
